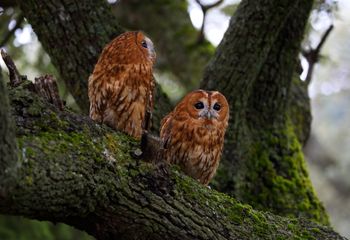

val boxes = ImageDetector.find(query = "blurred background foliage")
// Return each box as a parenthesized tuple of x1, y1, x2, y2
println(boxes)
(0, 0, 349, 239)
(0, 216, 91, 240)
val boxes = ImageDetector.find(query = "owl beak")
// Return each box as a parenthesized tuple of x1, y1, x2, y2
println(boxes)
(206, 111, 214, 120)
(206, 110, 219, 120)
(145, 38, 156, 63)
(150, 50, 156, 63)
(200, 110, 216, 120)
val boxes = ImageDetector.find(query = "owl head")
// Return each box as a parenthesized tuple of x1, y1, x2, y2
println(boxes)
(175, 90, 229, 128)
(104, 31, 156, 65)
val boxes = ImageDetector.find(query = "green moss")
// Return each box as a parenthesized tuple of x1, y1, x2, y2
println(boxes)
(169, 169, 335, 239)
(7, 80, 340, 239)
(311, 228, 321, 234)
(235, 119, 329, 225)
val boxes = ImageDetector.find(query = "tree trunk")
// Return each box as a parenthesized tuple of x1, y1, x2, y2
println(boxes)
(0, 65, 17, 191)
(0, 79, 345, 240)
(19, 0, 123, 113)
(201, 0, 328, 225)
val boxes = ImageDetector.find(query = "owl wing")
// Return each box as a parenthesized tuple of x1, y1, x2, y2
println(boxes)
(142, 75, 155, 132)
(160, 112, 174, 149)
(88, 64, 119, 123)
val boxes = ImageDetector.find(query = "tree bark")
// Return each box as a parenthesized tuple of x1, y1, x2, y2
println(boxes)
(201, 0, 328, 225)
(19, 0, 123, 113)
(0, 65, 18, 192)
(0, 79, 345, 240)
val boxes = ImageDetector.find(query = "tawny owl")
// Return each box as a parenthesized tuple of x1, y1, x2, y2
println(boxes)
(89, 31, 156, 139)
(160, 90, 229, 185)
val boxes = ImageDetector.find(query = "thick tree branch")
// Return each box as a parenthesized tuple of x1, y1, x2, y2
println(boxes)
(0, 76, 345, 240)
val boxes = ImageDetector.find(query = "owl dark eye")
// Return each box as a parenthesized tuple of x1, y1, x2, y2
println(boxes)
(141, 40, 148, 48)
(194, 102, 204, 109)
(213, 103, 221, 111)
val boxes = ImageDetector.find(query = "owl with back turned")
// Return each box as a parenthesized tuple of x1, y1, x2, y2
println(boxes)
(160, 90, 229, 185)
(89, 31, 156, 139)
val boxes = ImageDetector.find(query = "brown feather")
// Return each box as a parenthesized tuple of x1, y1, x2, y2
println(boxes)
(160, 90, 229, 185)
(89, 31, 156, 139)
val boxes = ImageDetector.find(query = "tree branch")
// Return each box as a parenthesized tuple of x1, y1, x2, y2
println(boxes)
(0, 13, 24, 48)
(194, 0, 224, 43)
(302, 24, 334, 85)
(1, 49, 25, 87)
(0, 73, 345, 240)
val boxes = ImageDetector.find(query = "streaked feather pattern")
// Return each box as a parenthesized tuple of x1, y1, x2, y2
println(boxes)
(160, 90, 229, 185)
(89, 31, 156, 139)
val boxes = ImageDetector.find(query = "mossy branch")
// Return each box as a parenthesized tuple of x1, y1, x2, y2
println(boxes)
(0, 75, 345, 239)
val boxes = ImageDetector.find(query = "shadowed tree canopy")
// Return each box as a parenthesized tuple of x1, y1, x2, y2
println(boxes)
(0, 0, 345, 239)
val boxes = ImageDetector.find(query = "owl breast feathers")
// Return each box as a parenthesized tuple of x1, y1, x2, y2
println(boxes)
(160, 90, 229, 185)
(89, 31, 156, 139)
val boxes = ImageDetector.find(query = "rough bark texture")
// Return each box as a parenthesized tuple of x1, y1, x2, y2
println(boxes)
(201, 0, 328, 225)
(19, 0, 123, 113)
(0, 80, 345, 240)
(114, 0, 214, 89)
(288, 76, 311, 146)
(0, 66, 17, 189)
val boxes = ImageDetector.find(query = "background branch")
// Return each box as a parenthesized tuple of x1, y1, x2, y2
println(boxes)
(302, 24, 334, 85)
(195, 0, 224, 43)
(0, 13, 24, 48)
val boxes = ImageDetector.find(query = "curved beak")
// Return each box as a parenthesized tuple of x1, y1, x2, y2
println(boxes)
(145, 37, 156, 63)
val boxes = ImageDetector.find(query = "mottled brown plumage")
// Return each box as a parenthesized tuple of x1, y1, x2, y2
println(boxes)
(160, 90, 229, 185)
(89, 31, 156, 139)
